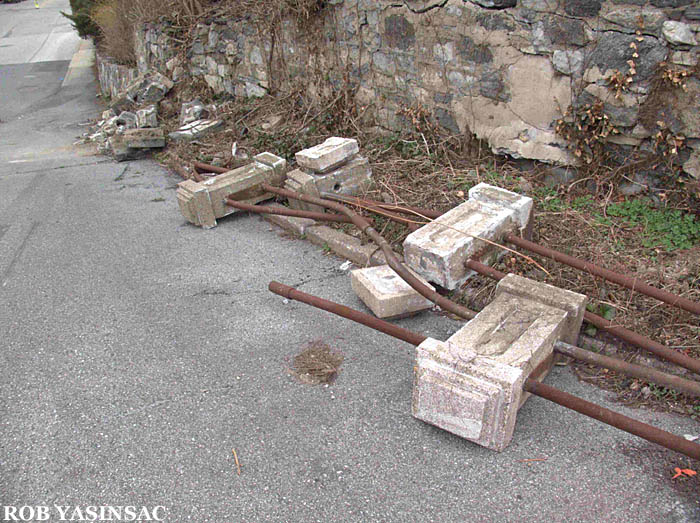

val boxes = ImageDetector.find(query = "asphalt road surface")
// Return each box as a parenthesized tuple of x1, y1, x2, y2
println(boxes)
(1, 1, 699, 521)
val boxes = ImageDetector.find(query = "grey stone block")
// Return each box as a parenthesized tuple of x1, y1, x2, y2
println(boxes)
(168, 119, 223, 142)
(123, 128, 165, 149)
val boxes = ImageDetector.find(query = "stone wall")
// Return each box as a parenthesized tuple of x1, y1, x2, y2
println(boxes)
(131, 0, 700, 178)
(96, 54, 139, 99)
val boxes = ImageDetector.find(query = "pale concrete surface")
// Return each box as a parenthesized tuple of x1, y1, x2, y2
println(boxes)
(1, 2, 699, 522)
(176, 153, 286, 228)
(468, 183, 533, 231)
(404, 199, 516, 290)
(413, 337, 525, 451)
(351, 264, 434, 319)
(496, 274, 588, 345)
(295, 136, 359, 173)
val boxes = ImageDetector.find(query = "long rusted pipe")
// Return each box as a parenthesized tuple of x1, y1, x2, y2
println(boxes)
(225, 198, 356, 224)
(319, 193, 442, 220)
(269, 282, 700, 460)
(554, 341, 700, 398)
(192, 161, 228, 174)
(465, 259, 700, 375)
(504, 233, 700, 317)
(346, 198, 700, 316)
(524, 379, 700, 460)
(263, 183, 477, 320)
(269, 281, 427, 346)
(318, 193, 421, 231)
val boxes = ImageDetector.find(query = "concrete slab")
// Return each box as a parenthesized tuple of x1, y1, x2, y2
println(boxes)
(295, 137, 359, 173)
(168, 119, 223, 142)
(123, 128, 165, 149)
(403, 200, 516, 290)
(351, 264, 434, 318)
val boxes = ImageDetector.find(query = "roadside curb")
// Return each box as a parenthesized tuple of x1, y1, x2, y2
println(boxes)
(61, 38, 95, 88)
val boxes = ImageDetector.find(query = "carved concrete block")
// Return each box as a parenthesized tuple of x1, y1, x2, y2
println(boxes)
(468, 183, 533, 231)
(413, 275, 581, 451)
(176, 153, 286, 228)
(495, 274, 587, 345)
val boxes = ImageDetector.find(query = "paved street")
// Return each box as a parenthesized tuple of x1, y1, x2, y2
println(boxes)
(1, 1, 699, 521)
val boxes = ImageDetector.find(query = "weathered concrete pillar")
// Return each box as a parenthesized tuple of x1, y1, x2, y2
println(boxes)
(403, 184, 532, 290)
(412, 275, 586, 451)
(176, 152, 286, 228)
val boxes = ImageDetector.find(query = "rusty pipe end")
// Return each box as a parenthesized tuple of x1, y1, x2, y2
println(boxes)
(269, 281, 295, 299)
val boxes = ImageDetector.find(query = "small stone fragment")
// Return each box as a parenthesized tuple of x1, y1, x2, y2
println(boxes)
(136, 105, 158, 128)
(168, 119, 223, 142)
(123, 128, 165, 149)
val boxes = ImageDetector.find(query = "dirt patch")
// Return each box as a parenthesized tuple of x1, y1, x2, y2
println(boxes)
(291, 340, 344, 385)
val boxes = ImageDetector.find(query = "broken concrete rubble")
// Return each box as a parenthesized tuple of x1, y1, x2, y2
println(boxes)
(168, 119, 223, 142)
(116, 111, 138, 129)
(136, 105, 158, 128)
(351, 264, 434, 319)
(179, 99, 209, 126)
(125, 71, 174, 105)
(122, 128, 165, 149)
(176, 152, 287, 228)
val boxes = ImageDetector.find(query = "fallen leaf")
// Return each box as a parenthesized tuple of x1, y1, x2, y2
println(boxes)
(672, 467, 697, 479)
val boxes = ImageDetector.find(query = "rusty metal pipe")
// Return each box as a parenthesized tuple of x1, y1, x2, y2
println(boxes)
(554, 341, 700, 398)
(192, 161, 228, 174)
(504, 233, 700, 317)
(319, 193, 442, 220)
(318, 193, 421, 231)
(268, 282, 427, 346)
(269, 282, 700, 459)
(524, 378, 700, 460)
(465, 259, 700, 375)
(263, 183, 477, 320)
(225, 199, 356, 224)
(583, 311, 700, 375)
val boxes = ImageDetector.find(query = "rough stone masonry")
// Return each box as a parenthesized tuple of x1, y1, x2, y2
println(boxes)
(99, 0, 700, 191)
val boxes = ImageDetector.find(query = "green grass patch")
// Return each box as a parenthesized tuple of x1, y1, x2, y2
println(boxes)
(597, 198, 700, 251)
